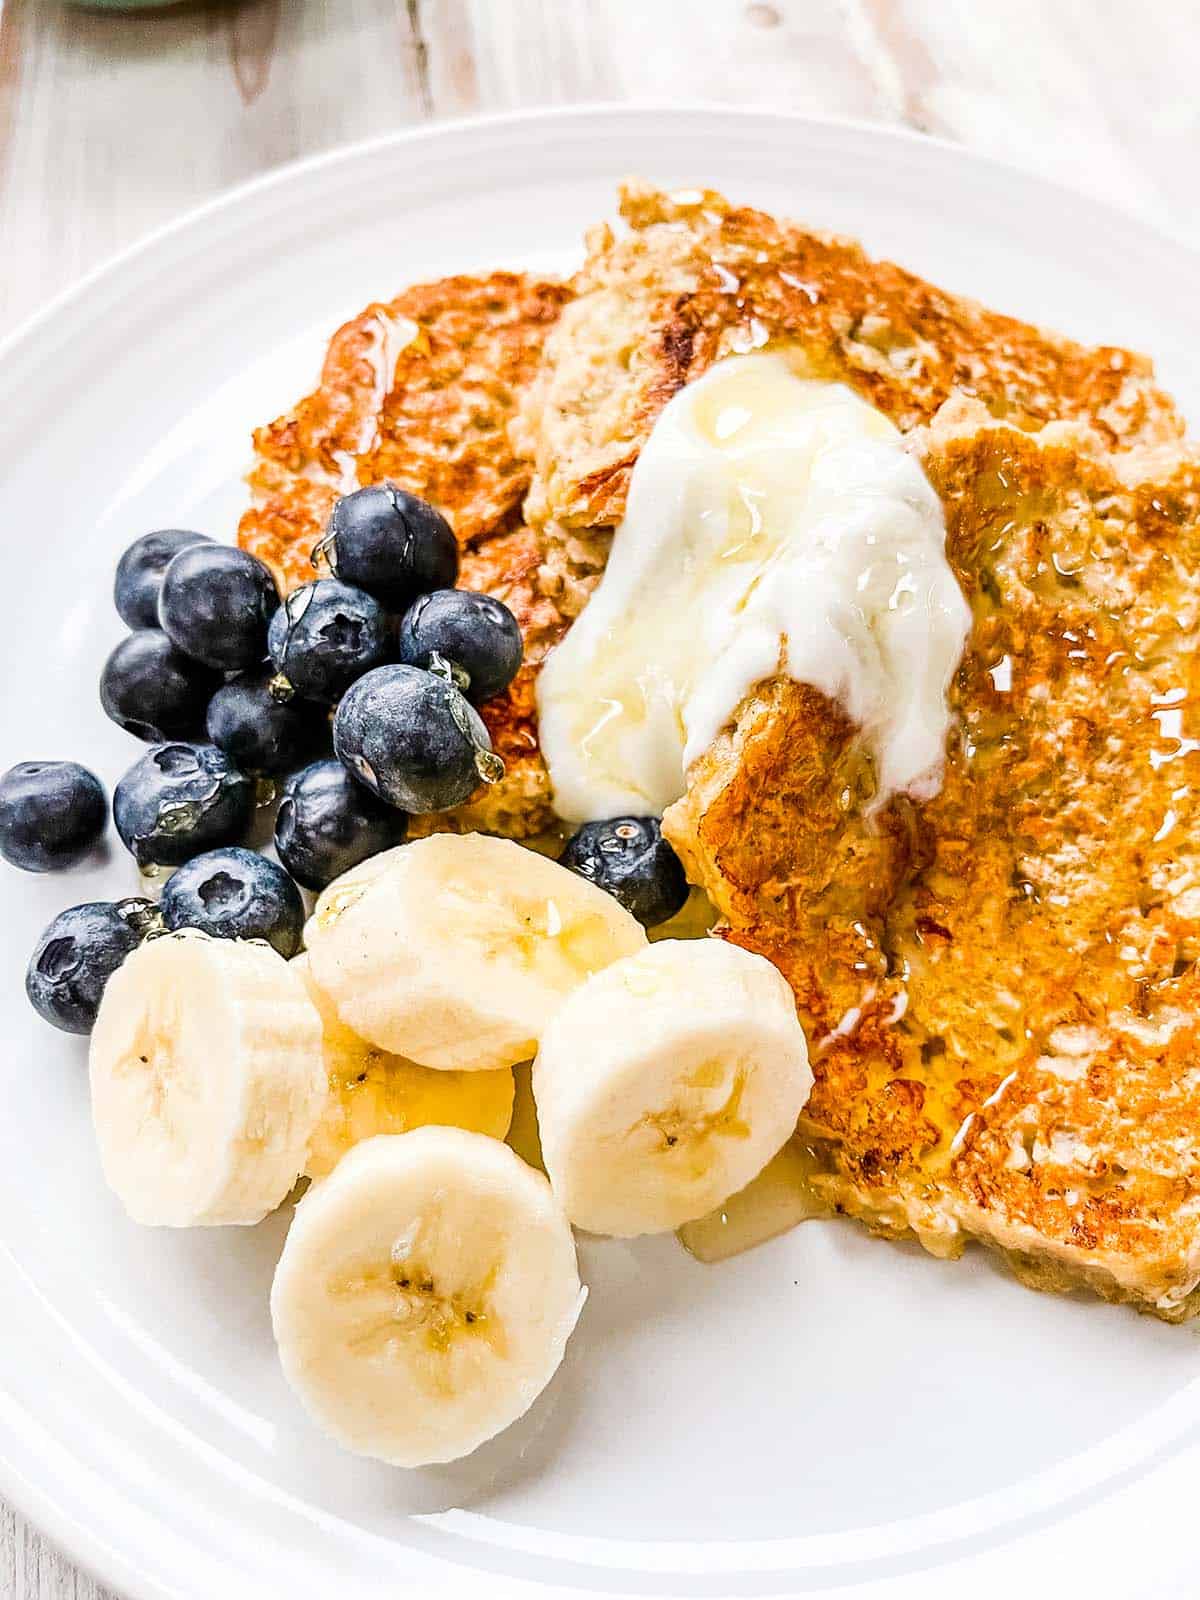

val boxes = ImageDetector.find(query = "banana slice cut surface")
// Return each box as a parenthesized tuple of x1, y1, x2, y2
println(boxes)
(533, 938, 813, 1236)
(307, 833, 646, 1071)
(295, 955, 514, 1179)
(303, 843, 411, 951)
(271, 1127, 585, 1467)
(89, 933, 326, 1227)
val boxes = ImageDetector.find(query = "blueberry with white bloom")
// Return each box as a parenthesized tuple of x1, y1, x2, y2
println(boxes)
(275, 758, 408, 891)
(114, 528, 212, 630)
(158, 545, 278, 672)
(559, 816, 689, 928)
(397, 588, 523, 705)
(159, 846, 304, 958)
(26, 900, 147, 1033)
(113, 742, 255, 867)
(319, 485, 458, 610)
(101, 629, 219, 742)
(333, 663, 499, 814)
(0, 761, 107, 872)
(267, 579, 391, 705)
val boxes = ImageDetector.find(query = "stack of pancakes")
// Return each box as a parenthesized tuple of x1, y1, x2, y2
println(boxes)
(239, 181, 1200, 1319)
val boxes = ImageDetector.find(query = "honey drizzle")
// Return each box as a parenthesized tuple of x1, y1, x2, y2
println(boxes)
(677, 1139, 832, 1263)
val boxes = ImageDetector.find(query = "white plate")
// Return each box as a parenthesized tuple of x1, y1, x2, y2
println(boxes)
(2, 105, 1199, 1600)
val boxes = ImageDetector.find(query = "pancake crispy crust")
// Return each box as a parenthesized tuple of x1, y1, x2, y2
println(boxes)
(666, 404, 1200, 1318)
(238, 272, 571, 837)
(242, 272, 570, 589)
(516, 181, 1183, 617)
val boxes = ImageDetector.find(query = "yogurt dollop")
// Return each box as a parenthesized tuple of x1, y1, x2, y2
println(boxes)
(538, 353, 971, 823)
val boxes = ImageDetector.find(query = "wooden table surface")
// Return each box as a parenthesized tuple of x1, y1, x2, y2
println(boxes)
(0, 0, 1197, 1593)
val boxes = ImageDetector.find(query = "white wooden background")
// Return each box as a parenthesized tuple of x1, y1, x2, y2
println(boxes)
(0, 0, 1197, 1593)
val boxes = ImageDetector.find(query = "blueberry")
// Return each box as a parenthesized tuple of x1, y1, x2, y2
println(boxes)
(26, 900, 145, 1033)
(159, 846, 304, 958)
(275, 758, 408, 891)
(0, 761, 107, 872)
(114, 528, 212, 630)
(398, 589, 523, 705)
(206, 674, 319, 776)
(267, 579, 391, 705)
(158, 545, 278, 672)
(333, 664, 496, 814)
(320, 485, 458, 610)
(113, 742, 255, 867)
(101, 629, 220, 742)
(559, 817, 689, 928)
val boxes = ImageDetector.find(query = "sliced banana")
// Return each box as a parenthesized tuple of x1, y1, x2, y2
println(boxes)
(271, 1128, 585, 1467)
(294, 955, 514, 1179)
(302, 843, 411, 951)
(307, 833, 646, 1072)
(89, 933, 326, 1227)
(533, 938, 813, 1236)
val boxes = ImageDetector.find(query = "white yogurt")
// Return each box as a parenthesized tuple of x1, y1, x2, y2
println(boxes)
(537, 353, 971, 822)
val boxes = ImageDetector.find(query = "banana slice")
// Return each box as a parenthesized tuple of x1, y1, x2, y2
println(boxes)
(271, 1127, 585, 1467)
(307, 833, 646, 1071)
(294, 955, 514, 1179)
(89, 933, 326, 1227)
(302, 843, 411, 951)
(533, 938, 812, 1236)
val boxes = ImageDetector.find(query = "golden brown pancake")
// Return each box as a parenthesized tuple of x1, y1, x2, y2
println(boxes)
(238, 272, 571, 837)
(666, 401, 1200, 1317)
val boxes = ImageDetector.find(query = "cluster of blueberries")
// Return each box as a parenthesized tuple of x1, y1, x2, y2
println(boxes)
(2, 483, 689, 1037)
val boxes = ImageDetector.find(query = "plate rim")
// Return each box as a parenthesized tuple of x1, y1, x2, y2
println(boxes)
(2, 98, 1195, 374)
(3, 100, 1200, 1600)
